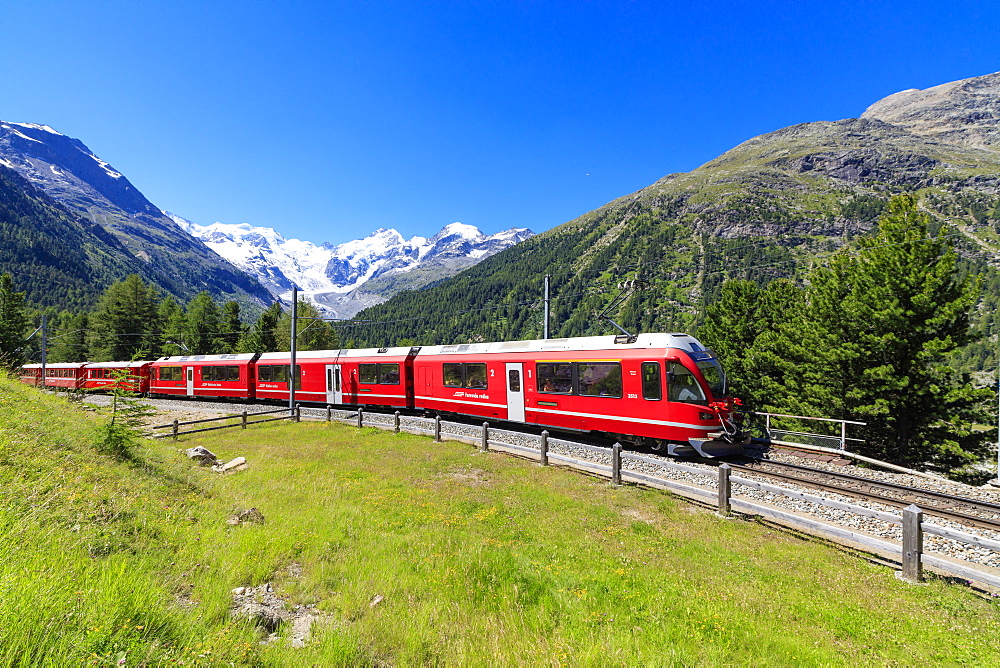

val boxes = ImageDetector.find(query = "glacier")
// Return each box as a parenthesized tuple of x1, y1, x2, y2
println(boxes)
(167, 213, 533, 318)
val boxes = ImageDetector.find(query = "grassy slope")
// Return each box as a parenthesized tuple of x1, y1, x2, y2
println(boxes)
(2, 376, 999, 665)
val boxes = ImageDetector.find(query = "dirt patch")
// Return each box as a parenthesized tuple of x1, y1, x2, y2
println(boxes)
(446, 466, 491, 486)
(621, 507, 657, 524)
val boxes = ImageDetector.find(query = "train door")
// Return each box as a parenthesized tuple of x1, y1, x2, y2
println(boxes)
(505, 362, 525, 422)
(417, 366, 430, 397)
(325, 364, 342, 404)
(186, 366, 194, 396)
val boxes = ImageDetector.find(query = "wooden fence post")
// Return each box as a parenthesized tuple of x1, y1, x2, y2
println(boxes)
(357, 407, 364, 429)
(540, 430, 549, 466)
(718, 463, 732, 516)
(434, 415, 442, 442)
(326, 404, 332, 422)
(241, 410, 247, 430)
(481, 422, 489, 452)
(394, 411, 401, 433)
(611, 442, 622, 486)
(901, 504, 923, 583)
(172, 419, 178, 441)
(295, 404, 301, 423)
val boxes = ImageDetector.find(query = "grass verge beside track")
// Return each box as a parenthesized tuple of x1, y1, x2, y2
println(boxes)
(2, 376, 999, 665)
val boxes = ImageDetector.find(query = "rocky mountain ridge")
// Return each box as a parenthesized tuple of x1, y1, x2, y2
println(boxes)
(0, 121, 272, 306)
(861, 71, 1000, 149)
(169, 215, 533, 318)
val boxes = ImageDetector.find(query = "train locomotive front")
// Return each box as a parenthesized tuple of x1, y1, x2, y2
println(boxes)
(645, 336, 748, 457)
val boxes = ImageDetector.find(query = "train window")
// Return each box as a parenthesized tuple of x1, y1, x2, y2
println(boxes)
(257, 365, 300, 388)
(667, 362, 706, 404)
(359, 364, 378, 384)
(642, 362, 662, 400)
(537, 362, 572, 393)
(378, 363, 400, 385)
(442, 363, 487, 389)
(465, 364, 487, 389)
(443, 363, 463, 387)
(577, 362, 622, 397)
(160, 366, 183, 381)
(695, 358, 727, 398)
(508, 369, 520, 392)
(204, 366, 238, 382)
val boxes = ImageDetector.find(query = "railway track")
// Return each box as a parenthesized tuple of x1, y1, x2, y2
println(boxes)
(729, 458, 1000, 532)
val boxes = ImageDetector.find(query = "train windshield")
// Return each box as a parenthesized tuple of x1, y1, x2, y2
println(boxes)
(694, 355, 727, 399)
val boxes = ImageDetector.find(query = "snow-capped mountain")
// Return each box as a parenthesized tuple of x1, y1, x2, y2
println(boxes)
(0, 121, 272, 305)
(167, 214, 534, 318)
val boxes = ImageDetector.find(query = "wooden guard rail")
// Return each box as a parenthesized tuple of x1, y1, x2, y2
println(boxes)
(150, 406, 300, 439)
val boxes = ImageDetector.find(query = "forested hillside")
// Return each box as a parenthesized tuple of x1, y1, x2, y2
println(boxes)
(0, 165, 160, 310)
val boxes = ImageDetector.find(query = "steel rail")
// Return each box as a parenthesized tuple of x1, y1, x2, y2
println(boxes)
(728, 459, 1000, 532)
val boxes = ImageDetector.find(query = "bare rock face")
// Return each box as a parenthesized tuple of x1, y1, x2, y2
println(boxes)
(861, 71, 1000, 149)
(768, 148, 938, 185)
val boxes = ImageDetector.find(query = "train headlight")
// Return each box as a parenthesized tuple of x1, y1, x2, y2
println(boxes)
(699, 412, 714, 421)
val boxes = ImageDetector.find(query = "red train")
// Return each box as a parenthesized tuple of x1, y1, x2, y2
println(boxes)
(20, 333, 747, 457)
(21, 361, 152, 393)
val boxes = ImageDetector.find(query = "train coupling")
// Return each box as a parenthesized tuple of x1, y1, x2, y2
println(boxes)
(688, 432, 750, 458)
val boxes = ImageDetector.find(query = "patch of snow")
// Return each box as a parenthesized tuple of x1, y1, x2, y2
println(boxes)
(49, 164, 61, 176)
(1, 123, 42, 143)
(8, 122, 63, 136)
(88, 153, 122, 179)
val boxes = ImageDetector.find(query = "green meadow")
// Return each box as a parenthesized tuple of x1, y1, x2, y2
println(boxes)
(2, 376, 999, 666)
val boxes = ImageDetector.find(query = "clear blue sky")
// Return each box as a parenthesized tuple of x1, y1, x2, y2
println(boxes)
(2, 1, 998, 245)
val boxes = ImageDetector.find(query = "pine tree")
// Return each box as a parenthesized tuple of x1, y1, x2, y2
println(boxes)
(184, 292, 221, 355)
(775, 195, 989, 470)
(88, 275, 160, 362)
(697, 278, 802, 408)
(238, 302, 284, 353)
(157, 296, 187, 357)
(48, 312, 90, 362)
(219, 301, 244, 353)
(0, 273, 28, 369)
(276, 300, 337, 351)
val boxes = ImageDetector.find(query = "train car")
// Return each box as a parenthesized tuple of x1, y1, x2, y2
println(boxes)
(19, 362, 88, 390)
(253, 347, 418, 408)
(253, 350, 333, 404)
(333, 346, 419, 409)
(149, 354, 259, 399)
(81, 361, 153, 394)
(414, 333, 746, 457)
(17, 364, 41, 386)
